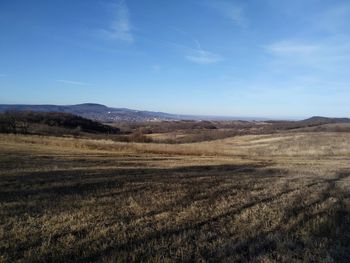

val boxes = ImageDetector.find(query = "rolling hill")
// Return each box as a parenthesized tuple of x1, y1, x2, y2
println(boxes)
(0, 111, 120, 135)
(0, 104, 349, 123)
(0, 103, 180, 122)
(0, 103, 265, 122)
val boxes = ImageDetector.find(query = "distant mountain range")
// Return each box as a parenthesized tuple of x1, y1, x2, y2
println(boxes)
(0, 103, 349, 123)
(0, 103, 179, 122)
(300, 116, 350, 124)
(0, 103, 267, 122)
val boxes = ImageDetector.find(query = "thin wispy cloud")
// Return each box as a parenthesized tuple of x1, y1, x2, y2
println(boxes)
(172, 29, 222, 65)
(263, 2, 350, 75)
(265, 41, 320, 56)
(100, 0, 133, 43)
(56, 79, 92, 86)
(258, 37, 350, 109)
(265, 39, 350, 66)
(185, 50, 222, 65)
(204, 0, 246, 26)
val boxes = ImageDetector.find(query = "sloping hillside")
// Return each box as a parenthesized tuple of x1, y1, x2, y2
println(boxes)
(0, 111, 120, 135)
(0, 103, 266, 122)
(0, 103, 180, 122)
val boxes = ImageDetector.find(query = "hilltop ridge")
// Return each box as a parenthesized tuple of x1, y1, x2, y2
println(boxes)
(0, 103, 265, 122)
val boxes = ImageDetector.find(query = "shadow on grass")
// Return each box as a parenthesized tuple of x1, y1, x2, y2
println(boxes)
(2, 162, 350, 262)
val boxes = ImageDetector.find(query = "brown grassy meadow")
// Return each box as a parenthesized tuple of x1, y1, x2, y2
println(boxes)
(1, 132, 350, 262)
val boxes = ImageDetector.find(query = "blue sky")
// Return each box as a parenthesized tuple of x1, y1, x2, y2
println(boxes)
(1, 0, 350, 118)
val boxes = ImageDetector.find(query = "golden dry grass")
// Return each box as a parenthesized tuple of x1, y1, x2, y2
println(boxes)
(1, 132, 350, 262)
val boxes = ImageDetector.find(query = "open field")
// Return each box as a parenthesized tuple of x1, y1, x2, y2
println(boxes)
(1, 132, 350, 262)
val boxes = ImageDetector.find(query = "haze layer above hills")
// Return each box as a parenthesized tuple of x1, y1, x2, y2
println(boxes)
(0, 103, 268, 122)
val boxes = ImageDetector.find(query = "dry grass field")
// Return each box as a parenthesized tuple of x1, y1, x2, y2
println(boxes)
(1, 132, 350, 262)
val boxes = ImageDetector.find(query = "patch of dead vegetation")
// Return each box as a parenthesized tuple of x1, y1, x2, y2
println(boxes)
(1, 133, 350, 262)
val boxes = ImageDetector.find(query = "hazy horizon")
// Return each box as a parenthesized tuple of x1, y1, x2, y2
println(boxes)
(0, 101, 343, 120)
(1, 0, 350, 118)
